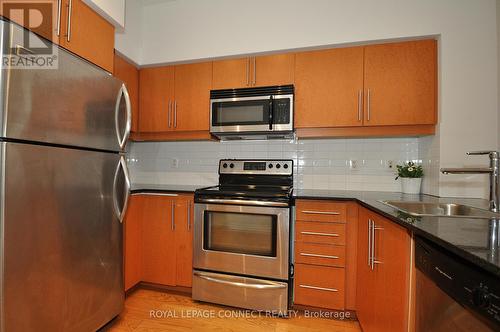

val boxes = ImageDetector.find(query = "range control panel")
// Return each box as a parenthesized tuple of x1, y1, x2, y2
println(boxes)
(219, 159, 293, 175)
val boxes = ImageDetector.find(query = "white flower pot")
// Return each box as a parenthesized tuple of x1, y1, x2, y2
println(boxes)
(400, 177, 422, 194)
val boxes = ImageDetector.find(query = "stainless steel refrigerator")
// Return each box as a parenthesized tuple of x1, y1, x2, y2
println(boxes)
(0, 19, 131, 331)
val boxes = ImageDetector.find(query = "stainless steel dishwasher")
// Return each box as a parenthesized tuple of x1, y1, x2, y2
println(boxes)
(415, 237, 500, 331)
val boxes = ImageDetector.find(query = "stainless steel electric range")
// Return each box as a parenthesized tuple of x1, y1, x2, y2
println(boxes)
(192, 159, 294, 313)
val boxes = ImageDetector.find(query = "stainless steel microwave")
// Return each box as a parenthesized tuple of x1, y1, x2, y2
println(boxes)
(210, 85, 294, 140)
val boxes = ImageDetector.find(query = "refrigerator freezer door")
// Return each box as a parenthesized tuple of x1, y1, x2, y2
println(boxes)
(0, 142, 128, 332)
(0, 20, 131, 152)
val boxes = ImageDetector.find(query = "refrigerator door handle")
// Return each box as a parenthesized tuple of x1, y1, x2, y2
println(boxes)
(113, 155, 131, 223)
(115, 84, 132, 151)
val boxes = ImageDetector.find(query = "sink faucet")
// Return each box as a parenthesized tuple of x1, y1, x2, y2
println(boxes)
(441, 151, 499, 212)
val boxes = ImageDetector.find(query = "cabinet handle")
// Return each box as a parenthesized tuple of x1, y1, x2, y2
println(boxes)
(252, 57, 256, 85)
(174, 101, 177, 128)
(357, 90, 363, 122)
(368, 219, 372, 267)
(367, 88, 371, 121)
(301, 210, 340, 215)
(187, 201, 191, 231)
(66, 0, 73, 42)
(56, 0, 62, 36)
(167, 100, 172, 128)
(371, 223, 383, 270)
(299, 284, 338, 292)
(300, 231, 339, 237)
(246, 58, 250, 86)
(300, 252, 339, 259)
(171, 200, 175, 231)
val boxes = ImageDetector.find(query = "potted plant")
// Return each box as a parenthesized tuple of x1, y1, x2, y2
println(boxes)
(395, 161, 423, 194)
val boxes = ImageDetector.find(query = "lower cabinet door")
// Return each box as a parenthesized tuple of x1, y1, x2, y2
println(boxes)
(141, 196, 177, 286)
(294, 263, 345, 309)
(175, 196, 194, 287)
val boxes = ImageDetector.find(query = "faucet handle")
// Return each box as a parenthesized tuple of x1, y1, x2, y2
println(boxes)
(467, 151, 499, 158)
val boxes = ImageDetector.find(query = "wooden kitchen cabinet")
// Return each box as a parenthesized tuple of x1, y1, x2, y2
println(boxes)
(141, 195, 177, 286)
(294, 200, 358, 310)
(124, 194, 194, 289)
(212, 54, 294, 90)
(139, 66, 175, 133)
(123, 195, 143, 291)
(59, 0, 115, 73)
(114, 53, 139, 133)
(363, 39, 437, 126)
(294, 47, 365, 128)
(0, 0, 61, 43)
(212, 58, 250, 89)
(356, 207, 412, 332)
(136, 63, 212, 140)
(174, 196, 194, 287)
(0, 0, 114, 72)
(253, 53, 295, 87)
(174, 62, 212, 132)
(295, 39, 437, 138)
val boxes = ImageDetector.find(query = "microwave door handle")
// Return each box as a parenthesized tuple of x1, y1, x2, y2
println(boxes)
(269, 96, 273, 130)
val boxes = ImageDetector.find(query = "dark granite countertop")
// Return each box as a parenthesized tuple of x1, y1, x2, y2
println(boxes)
(131, 183, 204, 194)
(294, 189, 500, 278)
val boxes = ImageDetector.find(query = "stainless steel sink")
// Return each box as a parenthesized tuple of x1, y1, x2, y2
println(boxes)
(380, 200, 500, 219)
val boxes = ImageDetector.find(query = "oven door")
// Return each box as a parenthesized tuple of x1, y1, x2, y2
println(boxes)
(193, 203, 290, 280)
(210, 95, 293, 134)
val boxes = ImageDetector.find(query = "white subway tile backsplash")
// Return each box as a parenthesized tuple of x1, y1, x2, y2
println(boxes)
(127, 137, 434, 193)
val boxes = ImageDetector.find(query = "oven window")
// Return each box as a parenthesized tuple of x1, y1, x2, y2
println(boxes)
(203, 211, 277, 257)
(212, 99, 270, 126)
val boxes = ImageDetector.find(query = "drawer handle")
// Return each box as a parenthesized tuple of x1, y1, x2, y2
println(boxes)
(299, 284, 338, 292)
(300, 231, 340, 237)
(300, 253, 339, 259)
(301, 210, 341, 215)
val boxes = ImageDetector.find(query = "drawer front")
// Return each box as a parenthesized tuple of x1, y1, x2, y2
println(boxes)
(296, 200, 347, 223)
(295, 242, 345, 267)
(295, 221, 346, 245)
(294, 264, 345, 309)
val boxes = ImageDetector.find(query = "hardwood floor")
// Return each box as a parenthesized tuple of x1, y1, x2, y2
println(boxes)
(103, 288, 362, 332)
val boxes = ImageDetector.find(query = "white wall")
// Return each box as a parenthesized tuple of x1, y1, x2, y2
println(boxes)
(114, 0, 143, 65)
(122, 0, 498, 199)
(82, 0, 125, 28)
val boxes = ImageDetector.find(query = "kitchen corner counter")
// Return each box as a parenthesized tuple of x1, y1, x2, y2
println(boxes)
(294, 189, 500, 278)
(131, 183, 203, 195)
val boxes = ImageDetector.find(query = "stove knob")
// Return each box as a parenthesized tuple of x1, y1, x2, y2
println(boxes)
(283, 164, 289, 169)
(276, 164, 281, 169)
(229, 163, 235, 169)
(268, 163, 273, 169)
(472, 286, 491, 308)
(223, 163, 228, 168)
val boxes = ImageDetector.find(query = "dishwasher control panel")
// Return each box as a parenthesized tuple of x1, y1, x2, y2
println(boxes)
(415, 237, 500, 329)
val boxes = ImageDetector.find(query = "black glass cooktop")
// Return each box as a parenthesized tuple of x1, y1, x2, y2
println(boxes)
(196, 184, 293, 199)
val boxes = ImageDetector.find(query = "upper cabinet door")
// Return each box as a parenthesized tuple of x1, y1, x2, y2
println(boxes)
(294, 47, 364, 128)
(0, 0, 61, 44)
(363, 40, 437, 126)
(60, 0, 115, 73)
(174, 62, 212, 131)
(212, 58, 250, 90)
(139, 66, 174, 133)
(114, 54, 139, 133)
(253, 54, 295, 87)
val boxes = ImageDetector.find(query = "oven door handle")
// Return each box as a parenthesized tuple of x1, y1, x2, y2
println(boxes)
(194, 272, 287, 290)
(268, 95, 274, 130)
